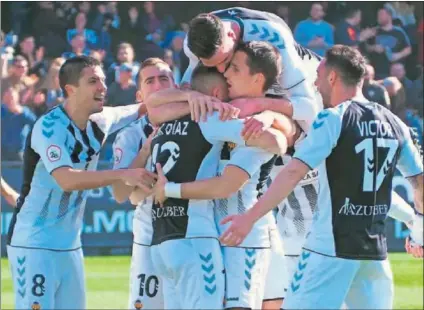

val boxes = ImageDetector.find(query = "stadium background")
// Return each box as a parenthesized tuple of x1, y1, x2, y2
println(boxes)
(1, 1, 423, 309)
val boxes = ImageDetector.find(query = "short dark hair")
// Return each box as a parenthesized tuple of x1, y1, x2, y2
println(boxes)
(59, 56, 101, 98)
(345, 7, 360, 19)
(190, 65, 227, 94)
(188, 13, 224, 59)
(236, 41, 282, 91)
(325, 45, 367, 86)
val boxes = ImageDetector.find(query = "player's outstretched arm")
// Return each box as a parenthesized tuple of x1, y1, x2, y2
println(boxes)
(219, 159, 310, 246)
(153, 164, 250, 203)
(52, 167, 157, 192)
(1, 177, 19, 207)
(408, 174, 424, 214)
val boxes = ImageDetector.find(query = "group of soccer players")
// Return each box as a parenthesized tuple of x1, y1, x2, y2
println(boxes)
(7, 6, 423, 310)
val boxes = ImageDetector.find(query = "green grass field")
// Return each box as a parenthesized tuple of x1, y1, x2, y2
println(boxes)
(1, 253, 423, 309)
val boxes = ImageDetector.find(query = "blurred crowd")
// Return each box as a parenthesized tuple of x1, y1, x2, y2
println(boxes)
(1, 1, 423, 162)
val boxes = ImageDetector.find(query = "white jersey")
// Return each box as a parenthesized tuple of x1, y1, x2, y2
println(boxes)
(271, 134, 319, 255)
(182, 7, 323, 131)
(215, 143, 275, 247)
(8, 104, 140, 250)
(113, 115, 154, 246)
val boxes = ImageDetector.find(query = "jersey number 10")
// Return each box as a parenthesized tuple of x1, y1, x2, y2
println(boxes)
(355, 138, 399, 192)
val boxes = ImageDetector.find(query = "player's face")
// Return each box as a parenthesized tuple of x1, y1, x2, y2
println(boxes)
(224, 50, 262, 99)
(200, 36, 236, 73)
(314, 59, 332, 107)
(76, 65, 107, 113)
(138, 64, 175, 101)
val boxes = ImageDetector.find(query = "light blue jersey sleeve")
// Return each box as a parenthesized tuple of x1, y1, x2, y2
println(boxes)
(228, 145, 274, 178)
(293, 105, 346, 169)
(198, 112, 246, 145)
(90, 104, 140, 136)
(31, 120, 74, 174)
(113, 123, 145, 170)
(396, 121, 423, 177)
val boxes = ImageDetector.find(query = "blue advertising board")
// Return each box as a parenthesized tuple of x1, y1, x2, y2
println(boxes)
(0, 161, 415, 257)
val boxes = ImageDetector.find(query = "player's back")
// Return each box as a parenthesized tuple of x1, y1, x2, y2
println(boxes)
(8, 105, 138, 250)
(150, 114, 223, 245)
(150, 112, 250, 246)
(304, 99, 414, 260)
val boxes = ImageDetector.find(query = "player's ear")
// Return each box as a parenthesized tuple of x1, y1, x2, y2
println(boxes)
(254, 73, 266, 90)
(328, 70, 337, 86)
(136, 90, 143, 102)
(64, 84, 76, 97)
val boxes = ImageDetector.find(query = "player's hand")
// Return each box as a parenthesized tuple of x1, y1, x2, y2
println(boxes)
(140, 128, 158, 156)
(242, 112, 275, 140)
(219, 213, 255, 246)
(242, 117, 267, 140)
(120, 168, 157, 190)
(187, 91, 220, 122)
(129, 186, 152, 206)
(152, 163, 168, 206)
(230, 98, 264, 118)
(212, 101, 240, 121)
(405, 236, 424, 258)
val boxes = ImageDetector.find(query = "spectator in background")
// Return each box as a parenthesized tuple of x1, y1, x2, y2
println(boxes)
(363, 64, 391, 109)
(390, 62, 415, 105)
(1, 55, 34, 105)
(91, 2, 107, 33)
(366, 7, 411, 79)
(106, 42, 140, 85)
(38, 57, 65, 109)
(164, 49, 181, 84)
(96, 13, 116, 66)
(62, 33, 90, 59)
(120, 5, 145, 52)
(1, 88, 36, 161)
(15, 35, 47, 79)
(275, 4, 292, 29)
(334, 8, 376, 49)
(294, 2, 334, 56)
(105, 63, 137, 107)
(66, 12, 98, 50)
(106, 1, 120, 30)
(30, 88, 49, 117)
(0, 30, 14, 78)
(384, 2, 416, 28)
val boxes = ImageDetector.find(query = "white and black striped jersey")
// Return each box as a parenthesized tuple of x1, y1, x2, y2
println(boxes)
(182, 7, 323, 131)
(294, 98, 423, 260)
(270, 140, 319, 255)
(214, 143, 276, 248)
(8, 104, 140, 250)
(113, 115, 154, 246)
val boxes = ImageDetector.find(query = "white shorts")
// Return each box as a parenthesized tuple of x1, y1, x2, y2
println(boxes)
(7, 246, 85, 310)
(128, 243, 164, 309)
(151, 238, 225, 309)
(263, 228, 288, 301)
(284, 249, 394, 309)
(224, 246, 271, 309)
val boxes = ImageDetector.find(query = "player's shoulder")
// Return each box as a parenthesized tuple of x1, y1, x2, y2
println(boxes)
(115, 116, 149, 142)
(32, 106, 69, 138)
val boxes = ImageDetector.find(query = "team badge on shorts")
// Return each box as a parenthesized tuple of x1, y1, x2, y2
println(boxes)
(31, 301, 41, 310)
(134, 299, 143, 309)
